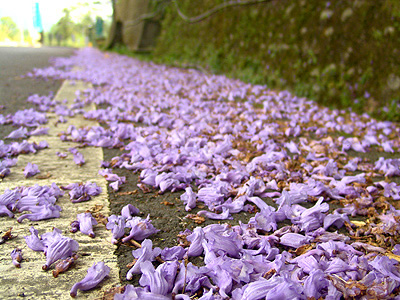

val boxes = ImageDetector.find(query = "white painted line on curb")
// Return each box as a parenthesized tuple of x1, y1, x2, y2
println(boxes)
(0, 80, 119, 299)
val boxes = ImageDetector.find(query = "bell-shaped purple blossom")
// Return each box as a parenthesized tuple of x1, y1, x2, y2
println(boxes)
(61, 182, 102, 203)
(24, 162, 40, 178)
(70, 261, 110, 297)
(323, 211, 349, 230)
(197, 207, 233, 220)
(138, 261, 170, 296)
(122, 215, 159, 243)
(106, 215, 126, 244)
(56, 151, 68, 158)
(292, 197, 329, 232)
(186, 227, 205, 257)
(180, 186, 197, 211)
(17, 203, 62, 223)
(279, 232, 310, 248)
(115, 285, 170, 300)
(0, 188, 21, 218)
(70, 220, 80, 233)
(42, 237, 79, 270)
(69, 147, 85, 166)
(172, 261, 214, 295)
(369, 255, 400, 282)
(126, 239, 162, 280)
(41, 227, 64, 251)
(121, 204, 140, 219)
(29, 127, 49, 136)
(24, 226, 46, 252)
(160, 246, 186, 261)
(303, 269, 329, 298)
(11, 248, 23, 267)
(203, 224, 242, 258)
(6, 127, 28, 139)
(77, 212, 98, 237)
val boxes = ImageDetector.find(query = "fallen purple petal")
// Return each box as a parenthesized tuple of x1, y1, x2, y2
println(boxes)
(70, 261, 110, 297)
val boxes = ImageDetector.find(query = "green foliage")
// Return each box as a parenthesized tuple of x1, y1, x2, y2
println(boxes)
(141, 0, 400, 122)
(0, 17, 19, 41)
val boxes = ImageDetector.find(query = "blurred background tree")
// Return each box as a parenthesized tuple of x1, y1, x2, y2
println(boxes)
(0, 17, 19, 41)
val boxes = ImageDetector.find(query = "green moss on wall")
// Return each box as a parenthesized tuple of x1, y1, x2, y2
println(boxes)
(152, 0, 400, 120)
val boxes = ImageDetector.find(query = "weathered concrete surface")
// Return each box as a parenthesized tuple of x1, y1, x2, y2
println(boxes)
(0, 80, 119, 299)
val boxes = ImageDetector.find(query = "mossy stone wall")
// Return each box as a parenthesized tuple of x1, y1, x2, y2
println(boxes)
(153, 0, 400, 119)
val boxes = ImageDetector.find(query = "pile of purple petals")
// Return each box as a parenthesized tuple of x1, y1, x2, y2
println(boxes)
(106, 204, 158, 245)
(0, 183, 63, 222)
(24, 227, 79, 270)
(17, 48, 400, 298)
(60, 181, 102, 203)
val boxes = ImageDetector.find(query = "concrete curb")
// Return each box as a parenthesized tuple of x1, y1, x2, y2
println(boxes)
(0, 80, 119, 299)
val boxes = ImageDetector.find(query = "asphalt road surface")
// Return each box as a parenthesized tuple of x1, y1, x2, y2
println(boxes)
(0, 46, 75, 139)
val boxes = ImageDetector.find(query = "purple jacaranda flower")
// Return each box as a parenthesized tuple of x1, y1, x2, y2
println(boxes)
(24, 162, 40, 178)
(53, 253, 78, 277)
(17, 203, 62, 223)
(393, 244, 400, 255)
(69, 147, 85, 166)
(6, 127, 28, 139)
(359, 271, 398, 298)
(285, 141, 301, 154)
(61, 182, 102, 203)
(172, 261, 214, 295)
(203, 224, 242, 258)
(160, 246, 186, 261)
(376, 181, 400, 200)
(56, 151, 68, 158)
(70, 261, 110, 297)
(156, 172, 180, 193)
(0, 188, 21, 218)
(114, 285, 171, 300)
(0, 163, 11, 178)
(291, 197, 329, 232)
(374, 157, 400, 177)
(9, 108, 47, 127)
(249, 205, 278, 232)
(126, 239, 162, 280)
(317, 240, 363, 258)
(121, 204, 140, 219)
(323, 211, 349, 230)
(197, 207, 233, 220)
(206, 263, 232, 298)
(99, 168, 125, 182)
(351, 242, 385, 254)
(186, 227, 205, 257)
(325, 257, 356, 274)
(77, 212, 97, 238)
(237, 176, 266, 197)
(180, 186, 197, 211)
(279, 232, 310, 248)
(24, 226, 46, 252)
(122, 215, 159, 243)
(139, 261, 170, 296)
(369, 255, 400, 281)
(106, 215, 126, 244)
(11, 248, 23, 267)
(29, 127, 49, 136)
(240, 276, 284, 300)
(382, 141, 395, 153)
(42, 236, 79, 270)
